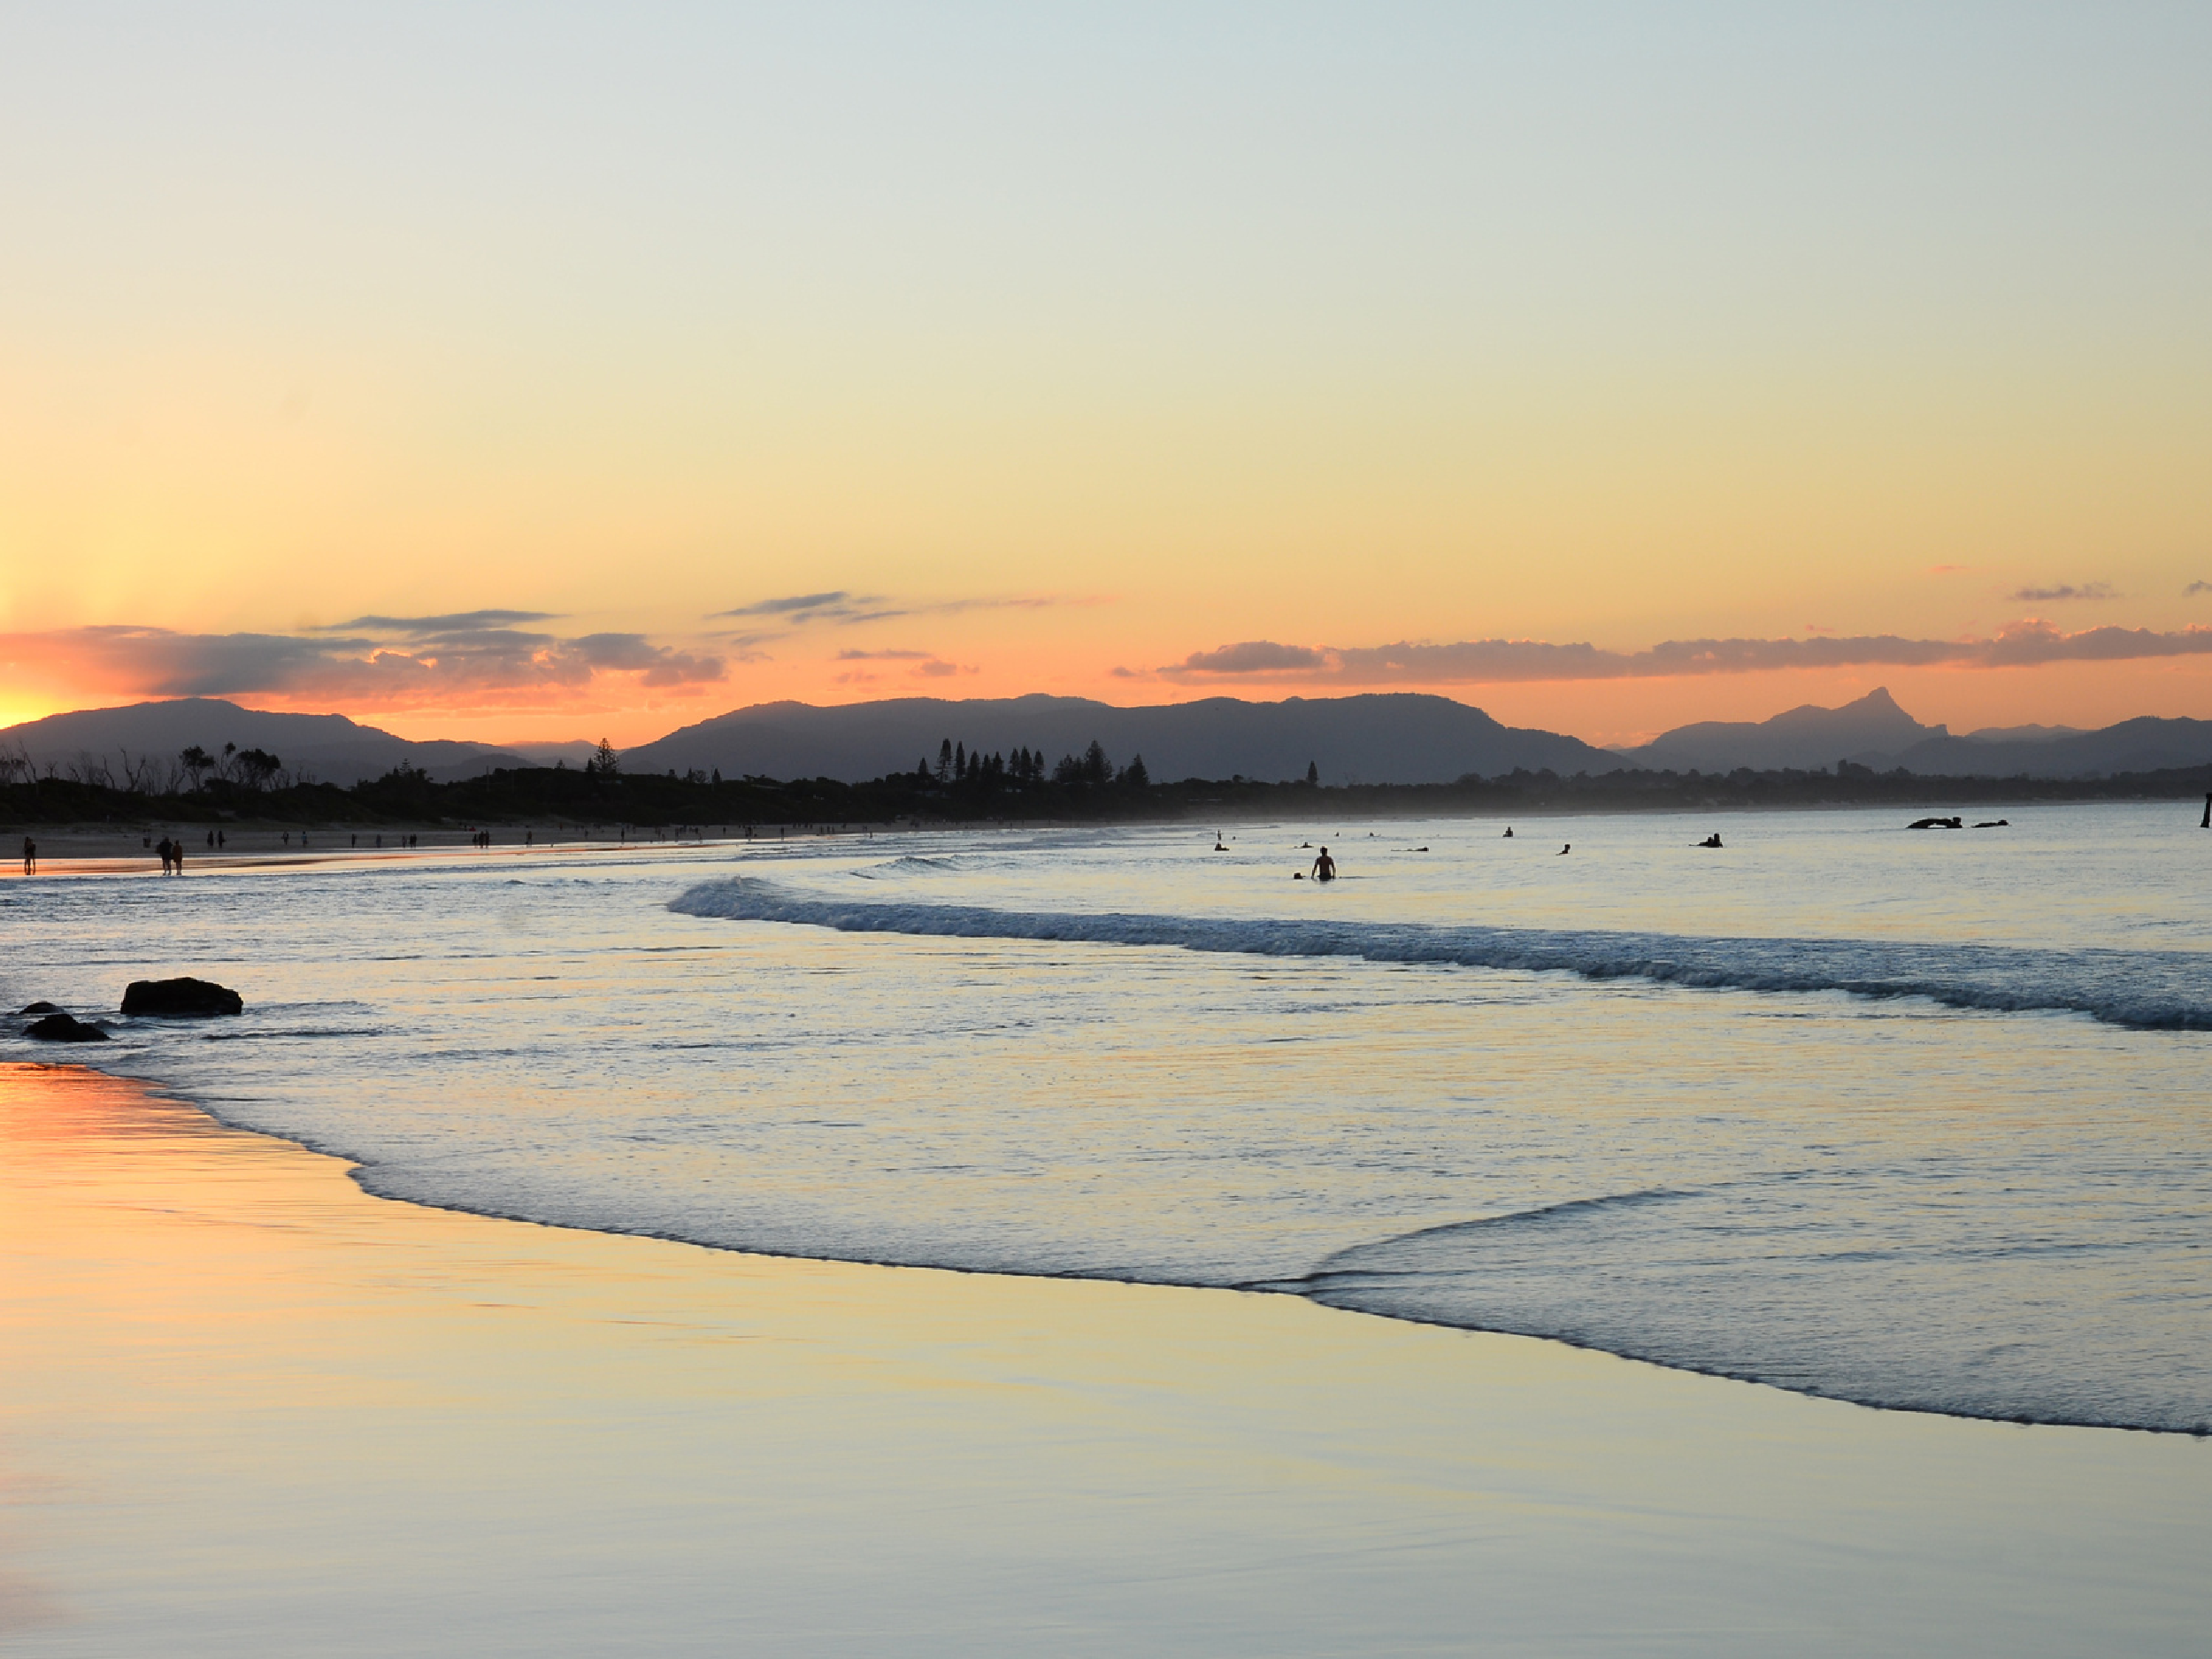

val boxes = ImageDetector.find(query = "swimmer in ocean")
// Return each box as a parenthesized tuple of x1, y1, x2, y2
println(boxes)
(1311, 846, 1337, 882)
(1557, 843, 1571, 856)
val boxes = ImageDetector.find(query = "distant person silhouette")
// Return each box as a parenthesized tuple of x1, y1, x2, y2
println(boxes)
(1502, 827, 1513, 838)
(1311, 847, 1337, 882)
(2202, 792, 2209, 829)
(20, 836, 35, 875)
(1557, 843, 1571, 856)
(1698, 833, 1723, 848)
(173, 841, 185, 874)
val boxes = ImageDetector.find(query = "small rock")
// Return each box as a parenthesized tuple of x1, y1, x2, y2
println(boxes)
(121, 978, 245, 1018)
(26, 1013, 108, 1042)
(19, 1001, 62, 1014)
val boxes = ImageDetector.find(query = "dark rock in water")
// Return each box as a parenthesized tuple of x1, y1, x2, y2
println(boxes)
(1973, 819, 2010, 829)
(1907, 816, 1965, 830)
(26, 1012, 108, 1042)
(121, 977, 245, 1018)
(19, 1001, 62, 1014)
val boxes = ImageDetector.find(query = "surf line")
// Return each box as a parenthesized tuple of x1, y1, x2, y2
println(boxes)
(669, 878, 2212, 1033)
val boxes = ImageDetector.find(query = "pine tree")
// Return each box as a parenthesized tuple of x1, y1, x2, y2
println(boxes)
(1306, 760, 1318, 785)
(938, 739, 954, 781)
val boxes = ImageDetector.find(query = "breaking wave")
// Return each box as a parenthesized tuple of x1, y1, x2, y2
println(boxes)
(672, 877, 2212, 1032)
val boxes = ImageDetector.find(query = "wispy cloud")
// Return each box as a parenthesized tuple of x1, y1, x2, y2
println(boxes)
(708, 590, 1093, 636)
(2009, 582, 2116, 603)
(2186, 580, 2212, 596)
(316, 610, 562, 634)
(1174, 641, 1328, 672)
(833, 646, 975, 678)
(0, 623, 726, 706)
(710, 591, 861, 619)
(1155, 619, 2212, 684)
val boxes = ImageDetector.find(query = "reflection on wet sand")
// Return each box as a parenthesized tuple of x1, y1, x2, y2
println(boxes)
(1, 1062, 2207, 1655)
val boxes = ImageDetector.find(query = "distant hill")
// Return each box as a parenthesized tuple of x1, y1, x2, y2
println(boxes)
(1892, 718, 2212, 779)
(502, 740, 602, 768)
(1622, 687, 2212, 778)
(13, 690, 2207, 794)
(0, 699, 526, 787)
(1618, 687, 1944, 772)
(622, 693, 1626, 785)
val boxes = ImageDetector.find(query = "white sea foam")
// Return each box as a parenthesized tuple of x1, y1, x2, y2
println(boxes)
(670, 876, 2212, 1031)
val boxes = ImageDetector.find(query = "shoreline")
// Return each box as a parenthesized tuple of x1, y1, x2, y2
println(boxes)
(4, 1060, 2208, 1653)
(0, 790, 2193, 875)
(35, 1018, 2208, 1440)
(9, 821, 2211, 1442)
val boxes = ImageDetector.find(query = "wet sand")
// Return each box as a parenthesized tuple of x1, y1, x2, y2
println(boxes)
(2, 827, 630, 872)
(2, 1061, 2205, 1655)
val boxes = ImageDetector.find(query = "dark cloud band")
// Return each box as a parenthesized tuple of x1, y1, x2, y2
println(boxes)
(0, 624, 726, 702)
(316, 610, 563, 634)
(1157, 620, 2212, 684)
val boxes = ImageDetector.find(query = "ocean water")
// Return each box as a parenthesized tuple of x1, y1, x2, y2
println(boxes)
(4, 803, 2208, 1433)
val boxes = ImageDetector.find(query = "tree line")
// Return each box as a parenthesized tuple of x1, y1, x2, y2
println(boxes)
(0, 739, 296, 794)
(6, 734, 2211, 831)
(916, 738, 1149, 789)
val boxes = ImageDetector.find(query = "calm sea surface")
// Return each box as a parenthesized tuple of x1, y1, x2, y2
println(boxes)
(5, 803, 2208, 1432)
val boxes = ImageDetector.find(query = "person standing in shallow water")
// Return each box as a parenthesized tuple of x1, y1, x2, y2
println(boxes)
(19, 836, 34, 875)
(1310, 846, 1337, 882)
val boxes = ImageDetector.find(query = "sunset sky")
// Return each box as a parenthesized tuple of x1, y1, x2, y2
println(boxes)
(4, 4, 2209, 746)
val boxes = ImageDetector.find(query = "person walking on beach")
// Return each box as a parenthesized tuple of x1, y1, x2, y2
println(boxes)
(156, 837, 173, 874)
(1310, 846, 1337, 882)
(173, 840, 186, 874)
(19, 836, 35, 875)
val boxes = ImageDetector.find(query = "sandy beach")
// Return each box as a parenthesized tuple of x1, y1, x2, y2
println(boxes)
(2, 1059, 2205, 1655)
